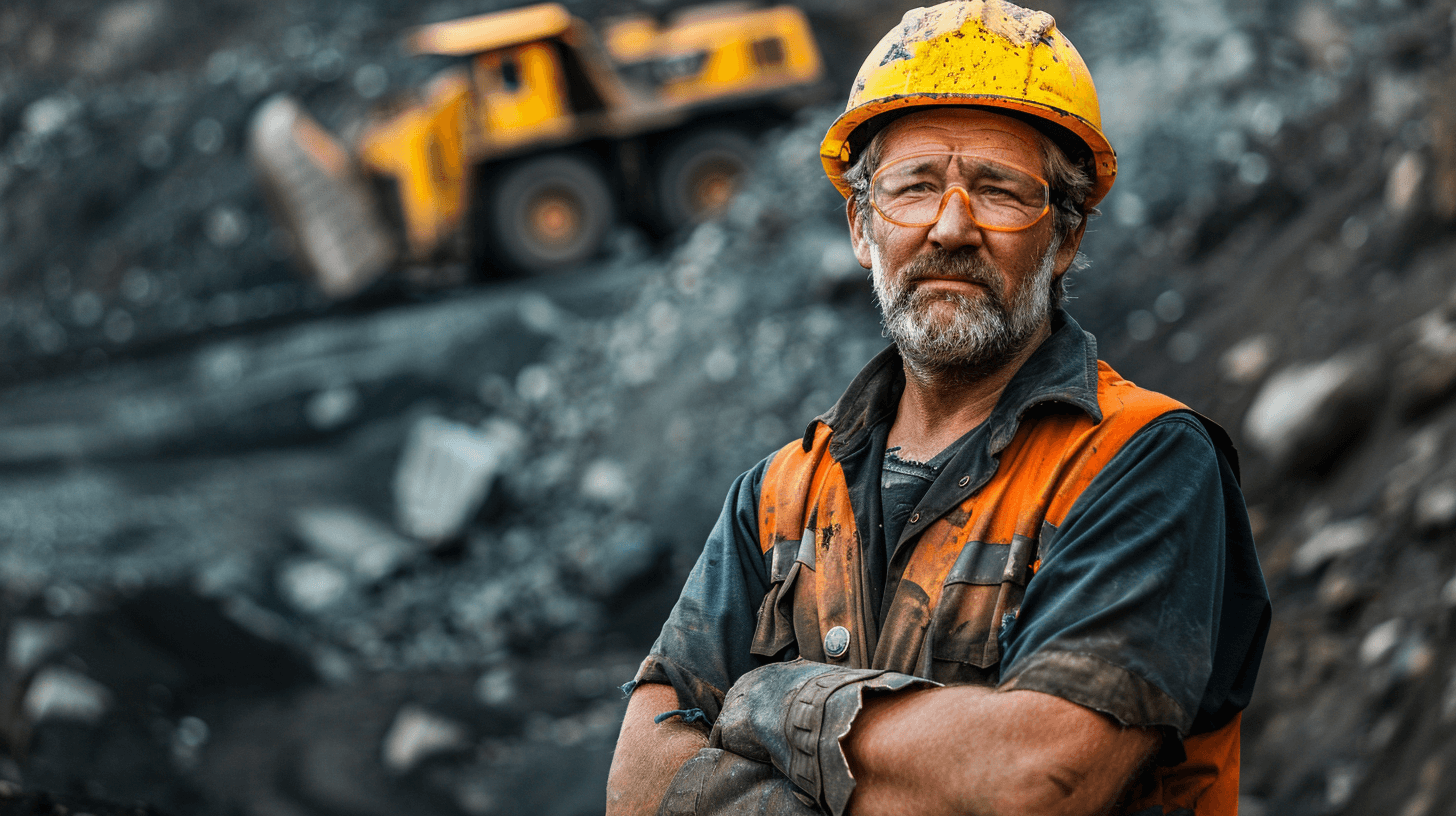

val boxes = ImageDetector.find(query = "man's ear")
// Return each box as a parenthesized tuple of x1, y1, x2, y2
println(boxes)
(846, 197, 874, 269)
(1052, 215, 1089, 276)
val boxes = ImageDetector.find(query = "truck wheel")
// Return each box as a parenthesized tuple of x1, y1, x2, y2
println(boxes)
(488, 154, 615, 273)
(654, 130, 756, 233)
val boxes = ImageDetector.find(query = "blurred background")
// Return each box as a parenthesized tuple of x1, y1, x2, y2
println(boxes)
(0, 0, 1454, 813)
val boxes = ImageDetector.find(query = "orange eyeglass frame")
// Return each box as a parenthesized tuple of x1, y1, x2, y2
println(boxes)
(869, 153, 1053, 232)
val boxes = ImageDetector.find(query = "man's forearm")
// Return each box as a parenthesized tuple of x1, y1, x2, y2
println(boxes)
(842, 685, 1157, 816)
(607, 683, 709, 816)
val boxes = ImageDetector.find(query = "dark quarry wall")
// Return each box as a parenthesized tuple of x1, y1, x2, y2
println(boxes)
(1, 0, 1455, 814)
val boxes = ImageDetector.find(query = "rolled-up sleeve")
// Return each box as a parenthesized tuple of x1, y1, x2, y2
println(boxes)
(629, 456, 775, 722)
(997, 413, 1270, 740)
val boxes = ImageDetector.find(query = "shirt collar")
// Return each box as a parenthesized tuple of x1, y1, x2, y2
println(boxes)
(806, 309, 1103, 456)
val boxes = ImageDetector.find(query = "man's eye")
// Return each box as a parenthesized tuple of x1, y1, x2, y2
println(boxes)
(888, 180, 935, 196)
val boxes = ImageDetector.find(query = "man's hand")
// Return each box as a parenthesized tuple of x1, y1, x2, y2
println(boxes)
(606, 683, 709, 816)
(842, 684, 1159, 816)
(711, 660, 939, 815)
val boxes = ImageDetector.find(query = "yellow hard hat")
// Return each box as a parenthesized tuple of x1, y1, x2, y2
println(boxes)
(821, 0, 1116, 207)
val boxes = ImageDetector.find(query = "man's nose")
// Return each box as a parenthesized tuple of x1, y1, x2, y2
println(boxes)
(926, 187, 984, 251)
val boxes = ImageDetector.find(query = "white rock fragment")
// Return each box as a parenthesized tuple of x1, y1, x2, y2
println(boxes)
(517, 293, 567, 336)
(293, 506, 411, 581)
(278, 559, 350, 612)
(1292, 517, 1377, 575)
(381, 704, 469, 774)
(394, 416, 525, 542)
(581, 459, 633, 506)
(1386, 152, 1425, 215)
(1415, 482, 1456, 533)
(515, 365, 555, 403)
(304, 385, 360, 430)
(703, 345, 738, 382)
(1243, 351, 1381, 466)
(23, 666, 111, 724)
(1359, 619, 1401, 667)
(475, 668, 515, 706)
(7, 619, 70, 671)
(1220, 334, 1274, 384)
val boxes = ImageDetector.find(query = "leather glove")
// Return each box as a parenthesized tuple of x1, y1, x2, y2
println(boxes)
(656, 748, 822, 816)
(710, 659, 941, 816)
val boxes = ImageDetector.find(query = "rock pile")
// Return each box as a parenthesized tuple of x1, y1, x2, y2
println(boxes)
(2, 0, 1456, 814)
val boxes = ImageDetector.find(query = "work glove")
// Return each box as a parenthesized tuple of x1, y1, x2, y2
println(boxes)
(656, 748, 821, 816)
(709, 659, 941, 816)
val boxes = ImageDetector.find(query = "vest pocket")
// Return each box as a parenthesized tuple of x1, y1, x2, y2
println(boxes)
(926, 534, 1037, 676)
(750, 531, 816, 659)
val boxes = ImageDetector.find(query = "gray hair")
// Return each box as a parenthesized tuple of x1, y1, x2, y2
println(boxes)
(842, 117, 1095, 305)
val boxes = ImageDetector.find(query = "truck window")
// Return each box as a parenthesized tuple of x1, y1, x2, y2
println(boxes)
(499, 57, 521, 92)
(751, 37, 785, 67)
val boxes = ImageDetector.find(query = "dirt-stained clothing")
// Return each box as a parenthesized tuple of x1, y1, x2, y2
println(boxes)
(631, 310, 1270, 815)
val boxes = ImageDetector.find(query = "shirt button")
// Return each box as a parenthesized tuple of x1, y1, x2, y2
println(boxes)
(824, 625, 851, 658)
(959, 475, 970, 487)
(909, 512, 920, 524)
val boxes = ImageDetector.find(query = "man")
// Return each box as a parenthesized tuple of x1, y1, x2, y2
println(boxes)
(608, 2, 1270, 814)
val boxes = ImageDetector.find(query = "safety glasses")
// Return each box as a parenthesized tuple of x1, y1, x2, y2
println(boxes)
(870, 153, 1051, 231)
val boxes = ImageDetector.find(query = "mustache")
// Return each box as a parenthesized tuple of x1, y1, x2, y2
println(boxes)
(898, 248, 1004, 296)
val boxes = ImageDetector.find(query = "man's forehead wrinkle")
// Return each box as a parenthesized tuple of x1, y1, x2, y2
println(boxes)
(952, 156, 1016, 179)
(878, 125, 1044, 177)
(893, 157, 945, 176)
(883, 155, 1033, 184)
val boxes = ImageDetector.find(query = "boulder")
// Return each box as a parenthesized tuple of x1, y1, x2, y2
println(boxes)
(1243, 348, 1384, 471)
(1291, 517, 1377, 576)
(380, 704, 469, 774)
(1393, 305, 1456, 418)
(22, 666, 111, 725)
(394, 416, 525, 543)
(292, 506, 412, 582)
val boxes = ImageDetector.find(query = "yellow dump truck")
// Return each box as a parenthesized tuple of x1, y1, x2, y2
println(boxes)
(250, 2, 826, 298)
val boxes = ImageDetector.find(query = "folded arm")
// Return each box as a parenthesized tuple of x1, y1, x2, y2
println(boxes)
(606, 683, 709, 816)
(842, 683, 1158, 816)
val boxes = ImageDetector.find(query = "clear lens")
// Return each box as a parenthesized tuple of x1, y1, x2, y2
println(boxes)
(871, 154, 1050, 230)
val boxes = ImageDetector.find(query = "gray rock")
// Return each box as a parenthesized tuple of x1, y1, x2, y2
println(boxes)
(393, 417, 525, 542)
(277, 559, 350, 613)
(292, 506, 411, 582)
(6, 619, 70, 671)
(380, 704, 469, 774)
(1414, 481, 1456, 534)
(22, 666, 111, 724)
(1394, 306, 1456, 417)
(1242, 349, 1384, 469)
(1220, 334, 1275, 384)
(1292, 517, 1377, 575)
(579, 458, 633, 507)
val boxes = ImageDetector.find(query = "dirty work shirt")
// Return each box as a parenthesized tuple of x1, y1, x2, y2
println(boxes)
(880, 442, 967, 565)
(630, 309, 1270, 750)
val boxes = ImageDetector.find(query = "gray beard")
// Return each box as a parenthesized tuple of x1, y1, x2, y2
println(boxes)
(871, 238, 1059, 378)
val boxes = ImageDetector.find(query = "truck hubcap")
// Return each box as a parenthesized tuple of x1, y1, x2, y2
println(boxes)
(528, 192, 581, 246)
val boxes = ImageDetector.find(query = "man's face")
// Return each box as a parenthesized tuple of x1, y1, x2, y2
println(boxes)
(848, 109, 1080, 374)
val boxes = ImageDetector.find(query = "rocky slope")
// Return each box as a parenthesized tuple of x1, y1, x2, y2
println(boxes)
(1, 0, 1455, 814)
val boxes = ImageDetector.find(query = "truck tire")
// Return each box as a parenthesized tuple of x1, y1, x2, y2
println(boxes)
(654, 129, 756, 233)
(487, 153, 615, 274)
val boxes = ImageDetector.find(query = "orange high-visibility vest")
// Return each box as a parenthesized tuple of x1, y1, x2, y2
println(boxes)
(749, 359, 1240, 815)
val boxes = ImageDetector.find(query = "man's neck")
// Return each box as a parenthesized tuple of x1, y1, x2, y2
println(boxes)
(886, 321, 1052, 462)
